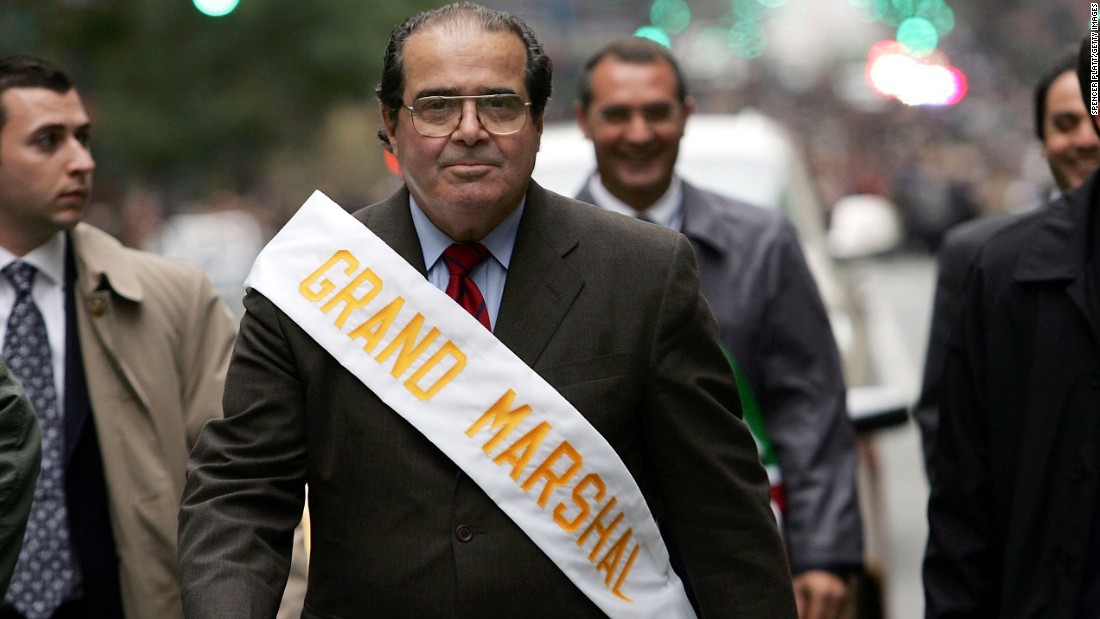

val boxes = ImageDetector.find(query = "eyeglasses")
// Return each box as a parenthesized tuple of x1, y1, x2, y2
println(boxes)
(404, 94, 532, 137)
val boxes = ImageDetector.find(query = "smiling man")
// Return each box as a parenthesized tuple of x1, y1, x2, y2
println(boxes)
(177, 3, 796, 618)
(574, 38, 863, 619)
(923, 39, 1100, 618)
(914, 52, 1100, 476)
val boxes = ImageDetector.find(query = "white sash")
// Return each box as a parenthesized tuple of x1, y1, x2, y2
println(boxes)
(246, 191, 697, 618)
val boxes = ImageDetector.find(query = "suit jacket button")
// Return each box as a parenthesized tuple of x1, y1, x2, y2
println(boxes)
(455, 524, 473, 543)
(88, 297, 106, 316)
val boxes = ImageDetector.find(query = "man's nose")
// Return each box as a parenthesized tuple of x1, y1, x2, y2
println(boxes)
(1074, 123, 1100, 151)
(623, 111, 655, 143)
(69, 141, 95, 175)
(451, 100, 487, 145)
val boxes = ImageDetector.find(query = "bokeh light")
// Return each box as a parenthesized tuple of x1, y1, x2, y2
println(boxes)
(634, 26, 673, 48)
(732, 0, 768, 22)
(896, 17, 939, 56)
(926, 2, 956, 35)
(865, 39, 967, 106)
(650, 0, 692, 35)
(727, 20, 767, 59)
(193, 0, 239, 17)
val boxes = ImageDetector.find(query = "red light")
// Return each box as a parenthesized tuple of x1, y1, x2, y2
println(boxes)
(384, 149, 401, 177)
(864, 39, 967, 106)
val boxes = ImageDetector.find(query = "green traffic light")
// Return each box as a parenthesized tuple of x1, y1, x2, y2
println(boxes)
(194, 0, 239, 17)
(897, 16, 938, 56)
(634, 26, 673, 48)
(650, 0, 692, 35)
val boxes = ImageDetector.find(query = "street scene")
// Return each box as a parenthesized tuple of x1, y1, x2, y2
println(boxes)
(0, 0, 1094, 617)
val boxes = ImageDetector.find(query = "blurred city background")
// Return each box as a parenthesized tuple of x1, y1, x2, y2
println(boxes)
(1, 0, 1089, 616)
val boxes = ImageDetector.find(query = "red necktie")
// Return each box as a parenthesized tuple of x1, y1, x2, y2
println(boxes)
(442, 243, 492, 330)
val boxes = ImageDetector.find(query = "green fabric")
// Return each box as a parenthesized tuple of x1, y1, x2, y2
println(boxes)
(0, 358, 41, 597)
(722, 348, 778, 467)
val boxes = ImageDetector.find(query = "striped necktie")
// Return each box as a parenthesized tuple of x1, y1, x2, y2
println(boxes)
(442, 243, 492, 330)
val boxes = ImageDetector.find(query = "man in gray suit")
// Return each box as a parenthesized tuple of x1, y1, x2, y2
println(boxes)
(573, 38, 862, 619)
(178, 3, 795, 618)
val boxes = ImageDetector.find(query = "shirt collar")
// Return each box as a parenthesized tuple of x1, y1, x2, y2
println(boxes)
(587, 173, 683, 229)
(409, 195, 524, 271)
(0, 232, 66, 287)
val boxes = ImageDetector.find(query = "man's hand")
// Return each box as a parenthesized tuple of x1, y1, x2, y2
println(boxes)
(793, 570, 848, 619)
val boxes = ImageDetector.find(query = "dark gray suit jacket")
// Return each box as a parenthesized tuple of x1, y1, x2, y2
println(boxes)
(178, 183, 796, 618)
(578, 181, 862, 575)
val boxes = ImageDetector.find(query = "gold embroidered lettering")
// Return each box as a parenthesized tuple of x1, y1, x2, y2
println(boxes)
(492, 421, 552, 480)
(466, 390, 533, 453)
(521, 441, 583, 507)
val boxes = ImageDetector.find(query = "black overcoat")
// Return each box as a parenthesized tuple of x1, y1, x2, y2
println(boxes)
(925, 171, 1100, 618)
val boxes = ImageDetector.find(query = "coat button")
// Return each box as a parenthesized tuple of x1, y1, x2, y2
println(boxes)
(87, 297, 105, 316)
(1072, 458, 1087, 481)
(455, 524, 473, 543)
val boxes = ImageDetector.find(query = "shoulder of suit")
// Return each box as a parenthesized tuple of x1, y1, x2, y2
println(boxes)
(686, 183, 786, 225)
(940, 212, 1029, 256)
(681, 183, 793, 256)
(71, 222, 213, 302)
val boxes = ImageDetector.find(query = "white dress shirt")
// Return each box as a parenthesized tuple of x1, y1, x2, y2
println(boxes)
(585, 173, 684, 230)
(409, 195, 524, 330)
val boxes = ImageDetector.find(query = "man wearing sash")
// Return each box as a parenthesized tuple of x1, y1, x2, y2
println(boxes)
(177, 4, 795, 617)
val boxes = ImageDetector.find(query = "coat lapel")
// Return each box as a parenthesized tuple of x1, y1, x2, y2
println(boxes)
(354, 187, 428, 275)
(679, 181, 730, 255)
(362, 184, 584, 367)
(494, 183, 584, 367)
(68, 225, 154, 425)
(1016, 175, 1100, 349)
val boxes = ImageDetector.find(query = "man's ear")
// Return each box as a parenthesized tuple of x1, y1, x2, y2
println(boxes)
(381, 104, 399, 155)
(574, 101, 592, 139)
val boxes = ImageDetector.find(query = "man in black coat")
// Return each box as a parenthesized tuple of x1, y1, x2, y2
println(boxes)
(923, 37, 1100, 618)
(913, 52, 1100, 476)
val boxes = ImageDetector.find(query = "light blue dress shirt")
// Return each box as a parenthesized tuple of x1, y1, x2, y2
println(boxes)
(409, 196, 524, 330)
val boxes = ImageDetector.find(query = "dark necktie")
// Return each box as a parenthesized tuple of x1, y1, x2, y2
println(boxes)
(442, 243, 492, 330)
(2, 262, 80, 619)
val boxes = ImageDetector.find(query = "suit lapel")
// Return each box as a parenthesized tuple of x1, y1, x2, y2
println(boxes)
(679, 182, 729, 255)
(495, 184, 584, 367)
(354, 188, 428, 275)
(361, 185, 584, 367)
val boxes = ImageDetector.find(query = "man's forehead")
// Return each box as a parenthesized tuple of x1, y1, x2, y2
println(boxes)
(2, 87, 88, 126)
(589, 60, 680, 103)
(402, 27, 528, 94)
(1045, 72, 1083, 108)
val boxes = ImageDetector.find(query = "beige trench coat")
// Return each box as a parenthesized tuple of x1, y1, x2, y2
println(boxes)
(69, 223, 305, 618)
